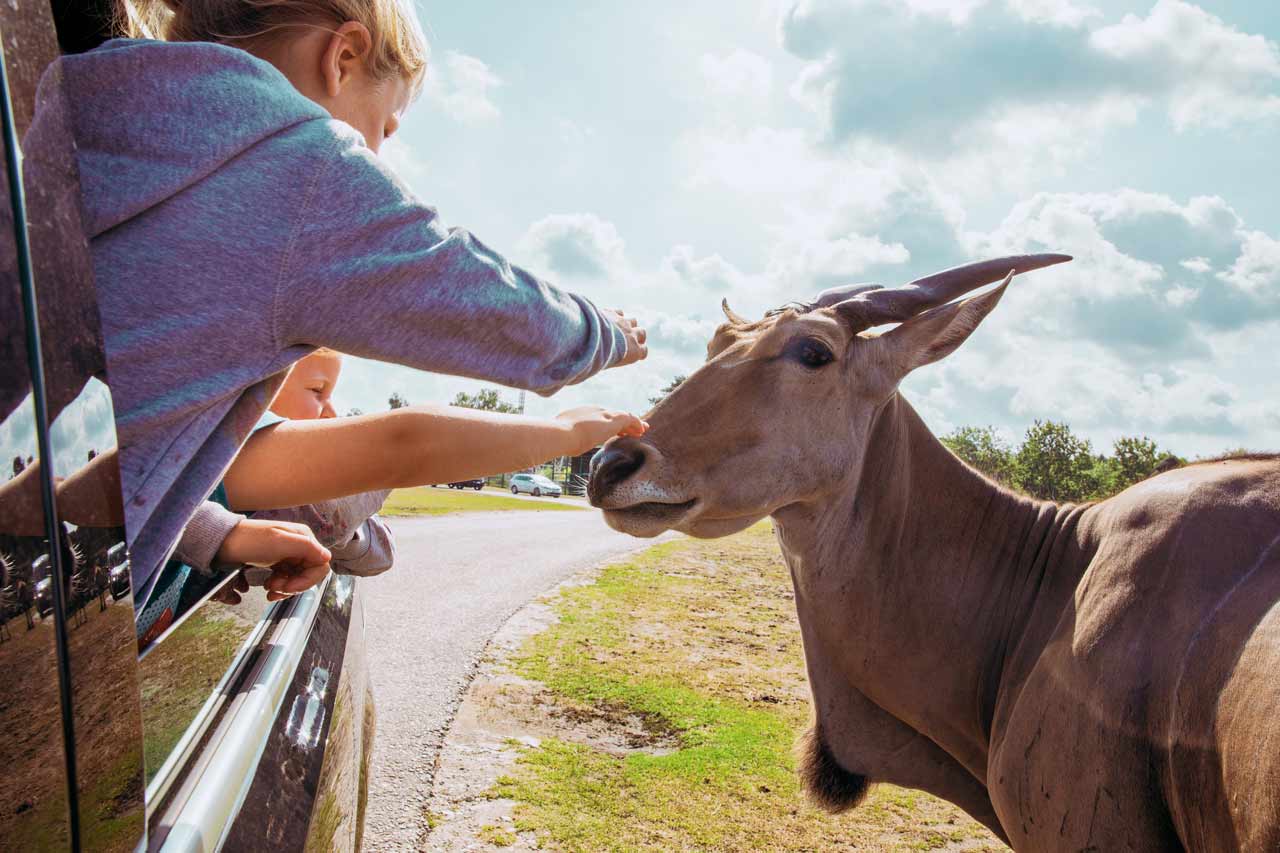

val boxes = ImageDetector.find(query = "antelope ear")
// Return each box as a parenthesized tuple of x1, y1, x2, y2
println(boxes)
(875, 273, 1011, 380)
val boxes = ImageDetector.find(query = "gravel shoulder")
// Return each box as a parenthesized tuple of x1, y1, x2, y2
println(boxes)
(360, 511, 672, 852)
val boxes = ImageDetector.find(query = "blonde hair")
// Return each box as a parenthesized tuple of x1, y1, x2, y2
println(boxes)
(123, 0, 428, 92)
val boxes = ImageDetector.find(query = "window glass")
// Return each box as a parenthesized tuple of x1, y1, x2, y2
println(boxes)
(139, 589, 271, 785)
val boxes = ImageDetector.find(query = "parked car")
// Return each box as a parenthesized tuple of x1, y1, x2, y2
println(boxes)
(107, 541, 131, 600)
(447, 478, 485, 490)
(33, 569, 53, 620)
(0, 6, 374, 849)
(510, 473, 563, 497)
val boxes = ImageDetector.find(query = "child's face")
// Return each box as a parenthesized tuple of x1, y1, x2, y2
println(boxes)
(259, 24, 413, 154)
(271, 352, 343, 421)
(329, 71, 411, 154)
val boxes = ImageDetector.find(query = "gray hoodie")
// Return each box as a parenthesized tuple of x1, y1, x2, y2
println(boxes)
(36, 39, 627, 592)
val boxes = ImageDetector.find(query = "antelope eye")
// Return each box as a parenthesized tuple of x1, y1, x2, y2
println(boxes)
(789, 338, 834, 369)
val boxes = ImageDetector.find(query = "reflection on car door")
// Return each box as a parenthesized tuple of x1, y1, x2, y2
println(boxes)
(2, 3, 374, 850)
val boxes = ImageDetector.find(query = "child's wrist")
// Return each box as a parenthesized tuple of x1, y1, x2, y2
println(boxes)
(559, 418, 587, 456)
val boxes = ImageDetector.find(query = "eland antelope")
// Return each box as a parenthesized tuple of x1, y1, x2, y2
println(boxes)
(589, 255, 1280, 852)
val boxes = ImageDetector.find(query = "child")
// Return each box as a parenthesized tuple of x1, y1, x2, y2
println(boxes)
(216, 352, 647, 600)
(177, 349, 399, 603)
(32, 0, 649, 597)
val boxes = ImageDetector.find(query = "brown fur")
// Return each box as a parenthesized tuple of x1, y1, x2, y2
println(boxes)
(592, 274, 1280, 850)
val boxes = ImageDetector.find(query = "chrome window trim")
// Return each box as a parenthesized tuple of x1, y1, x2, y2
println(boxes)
(143, 590, 283, 811)
(149, 576, 328, 852)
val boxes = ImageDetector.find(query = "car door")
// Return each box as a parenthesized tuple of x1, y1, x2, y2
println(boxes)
(1, 4, 373, 850)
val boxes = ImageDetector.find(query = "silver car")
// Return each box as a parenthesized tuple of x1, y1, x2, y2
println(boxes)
(509, 473, 563, 497)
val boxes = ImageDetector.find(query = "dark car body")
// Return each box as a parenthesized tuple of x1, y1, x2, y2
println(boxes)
(448, 478, 486, 490)
(0, 4, 374, 850)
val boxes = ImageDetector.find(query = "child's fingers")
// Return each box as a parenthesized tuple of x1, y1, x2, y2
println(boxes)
(615, 414, 647, 437)
(263, 560, 331, 599)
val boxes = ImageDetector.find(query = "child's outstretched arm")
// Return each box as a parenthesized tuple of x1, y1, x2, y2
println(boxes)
(221, 404, 644, 512)
(276, 135, 646, 395)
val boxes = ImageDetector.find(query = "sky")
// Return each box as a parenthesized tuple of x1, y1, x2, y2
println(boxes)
(8, 0, 1273, 470)
(331, 0, 1280, 459)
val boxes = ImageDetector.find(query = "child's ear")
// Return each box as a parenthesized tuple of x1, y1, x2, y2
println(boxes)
(321, 21, 374, 97)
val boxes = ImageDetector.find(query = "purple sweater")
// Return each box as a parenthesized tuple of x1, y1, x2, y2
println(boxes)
(35, 39, 627, 593)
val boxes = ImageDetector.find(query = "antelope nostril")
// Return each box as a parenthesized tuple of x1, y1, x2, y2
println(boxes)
(589, 442, 646, 499)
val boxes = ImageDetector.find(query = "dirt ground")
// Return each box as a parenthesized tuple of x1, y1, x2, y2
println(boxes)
(0, 594, 144, 851)
(424, 529, 1009, 852)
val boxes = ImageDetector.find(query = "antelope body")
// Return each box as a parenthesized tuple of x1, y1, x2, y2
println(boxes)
(589, 255, 1280, 852)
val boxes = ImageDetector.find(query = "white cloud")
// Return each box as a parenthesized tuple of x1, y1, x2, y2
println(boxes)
(1165, 284, 1199, 307)
(663, 245, 749, 292)
(699, 48, 774, 100)
(425, 51, 503, 124)
(517, 213, 629, 280)
(1217, 230, 1280, 295)
(1006, 0, 1100, 28)
(780, 0, 1280, 167)
(897, 188, 1280, 455)
(767, 232, 910, 288)
(377, 136, 429, 183)
(1090, 0, 1280, 128)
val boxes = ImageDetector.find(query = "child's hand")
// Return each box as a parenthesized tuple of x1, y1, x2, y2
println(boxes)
(556, 406, 648, 454)
(215, 518, 332, 602)
(605, 309, 648, 367)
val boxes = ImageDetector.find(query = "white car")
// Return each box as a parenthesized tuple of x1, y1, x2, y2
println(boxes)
(509, 473, 562, 497)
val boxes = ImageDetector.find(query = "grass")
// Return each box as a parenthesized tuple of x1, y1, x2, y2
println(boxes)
(489, 525, 1008, 852)
(0, 599, 148, 852)
(139, 603, 260, 784)
(478, 823, 519, 846)
(382, 487, 584, 517)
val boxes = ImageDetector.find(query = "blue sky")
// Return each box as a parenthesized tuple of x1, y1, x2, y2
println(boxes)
(332, 0, 1280, 458)
(341, 0, 1277, 457)
(2, 1, 1272, 498)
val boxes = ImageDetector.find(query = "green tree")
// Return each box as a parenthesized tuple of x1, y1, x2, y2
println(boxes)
(941, 425, 1015, 484)
(1111, 436, 1162, 491)
(388, 392, 409, 410)
(1013, 420, 1098, 502)
(451, 388, 520, 413)
(649, 375, 687, 407)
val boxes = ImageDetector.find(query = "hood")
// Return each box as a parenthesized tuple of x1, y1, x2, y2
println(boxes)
(32, 38, 328, 237)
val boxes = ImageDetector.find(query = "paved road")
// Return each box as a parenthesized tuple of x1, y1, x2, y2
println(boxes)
(361, 510, 659, 851)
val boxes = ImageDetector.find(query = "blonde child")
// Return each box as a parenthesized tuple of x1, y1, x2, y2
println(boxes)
(34, 0, 648, 598)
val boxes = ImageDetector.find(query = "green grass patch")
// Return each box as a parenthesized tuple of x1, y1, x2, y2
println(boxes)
(478, 823, 518, 846)
(139, 605, 257, 784)
(488, 526, 1008, 852)
(382, 487, 583, 517)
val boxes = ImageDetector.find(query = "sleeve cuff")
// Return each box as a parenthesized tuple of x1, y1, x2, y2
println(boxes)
(174, 501, 245, 573)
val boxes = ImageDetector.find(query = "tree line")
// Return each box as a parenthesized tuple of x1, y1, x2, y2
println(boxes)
(941, 421, 1186, 503)
(385, 381, 1240, 506)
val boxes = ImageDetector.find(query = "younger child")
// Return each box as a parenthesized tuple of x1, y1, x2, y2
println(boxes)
(185, 349, 647, 601)
(189, 349, 397, 603)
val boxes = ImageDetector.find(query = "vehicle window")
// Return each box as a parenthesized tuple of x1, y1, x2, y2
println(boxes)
(138, 589, 272, 786)
(3, 5, 149, 846)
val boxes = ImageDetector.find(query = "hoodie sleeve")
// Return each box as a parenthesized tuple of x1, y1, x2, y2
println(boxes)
(174, 501, 246, 574)
(327, 516, 396, 578)
(274, 126, 629, 396)
(247, 489, 390, 549)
